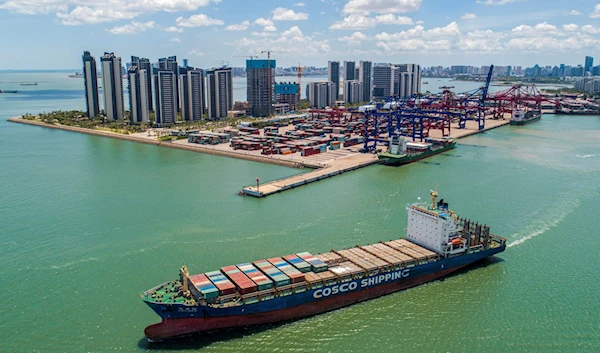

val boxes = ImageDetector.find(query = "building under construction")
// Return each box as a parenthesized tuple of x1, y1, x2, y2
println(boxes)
(247, 59, 276, 117)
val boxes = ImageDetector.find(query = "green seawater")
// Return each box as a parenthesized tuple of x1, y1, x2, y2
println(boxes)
(1, 72, 599, 352)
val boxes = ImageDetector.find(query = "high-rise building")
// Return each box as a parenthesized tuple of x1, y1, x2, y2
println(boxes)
(100, 52, 124, 121)
(246, 59, 276, 117)
(154, 70, 177, 126)
(179, 68, 205, 121)
(307, 82, 335, 108)
(206, 67, 233, 120)
(372, 63, 396, 99)
(358, 61, 373, 102)
(158, 56, 180, 111)
(127, 66, 150, 123)
(344, 61, 356, 81)
(328, 61, 340, 100)
(131, 56, 153, 111)
(82, 51, 100, 118)
(395, 64, 421, 98)
(275, 82, 299, 110)
(344, 80, 363, 104)
(182, 59, 189, 68)
(584, 56, 594, 75)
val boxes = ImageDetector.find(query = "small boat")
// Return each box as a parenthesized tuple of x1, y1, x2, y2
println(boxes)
(21, 82, 38, 86)
(439, 86, 455, 90)
(423, 81, 429, 84)
(0, 90, 18, 94)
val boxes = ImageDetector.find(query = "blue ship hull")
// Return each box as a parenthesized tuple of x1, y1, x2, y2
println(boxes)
(144, 245, 505, 340)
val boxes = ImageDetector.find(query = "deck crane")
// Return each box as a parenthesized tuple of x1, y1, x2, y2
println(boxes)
(293, 62, 307, 99)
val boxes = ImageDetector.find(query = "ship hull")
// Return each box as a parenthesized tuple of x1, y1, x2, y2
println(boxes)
(378, 142, 456, 166)
(144, 246, 503, 341)
(510, 114, 541, 125)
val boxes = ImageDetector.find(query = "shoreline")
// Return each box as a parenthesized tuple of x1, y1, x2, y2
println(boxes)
(7, 117, 309, 169)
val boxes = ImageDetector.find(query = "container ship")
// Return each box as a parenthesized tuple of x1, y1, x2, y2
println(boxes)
(377, 136, 456, 166)
(142, 188, 506, 341)
(510, 109, 542, 125)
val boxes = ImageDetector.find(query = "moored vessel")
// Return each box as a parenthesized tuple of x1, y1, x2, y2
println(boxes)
(510, 109, 542, 125)
(377, 136, 456, 166)
(142, 187, 506, 341)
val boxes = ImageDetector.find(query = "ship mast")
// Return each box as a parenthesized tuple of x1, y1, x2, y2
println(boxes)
(430, 183, 439, 209)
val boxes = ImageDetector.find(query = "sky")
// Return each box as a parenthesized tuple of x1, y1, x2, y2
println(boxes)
(0, 0, 599, 70)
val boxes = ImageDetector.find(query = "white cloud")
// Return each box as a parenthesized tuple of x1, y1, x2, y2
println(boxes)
(0, 0, 221, 25)
(252, 31, 276, 37)
(188, 49, 205, 56)
(271, 7, 309, 21)
(460, 13, 476, 20)
(231, 25, 331, 56)
(106, 21, 155, 35)
(294, 2, 306, 6)
(176, 14, 224, 27)
(581, 24, 599, 34)
(511, 22, 561, 36)
(569, 10, 582, 15)
(255, 17, 274, 26)
(225, 20, 250, 31)
(170, 36, 181, 42)
(330, 14, 413, 30)
(162, 26, 183, 33)
(342, 0, 422, 14)
(591, 4, 600, 18)
(372, 20, 600, 55)
(264, 25, 277, 32)
(338, 31, 368, 45)
(476, 0, 518, 5)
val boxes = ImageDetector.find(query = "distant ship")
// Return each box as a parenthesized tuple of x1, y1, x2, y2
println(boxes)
(68, 72, 83, 78)
(20, 83, 38, 86)
(439, 86, 455, 90)
(510, 109, 542, 125)
(378, 136, 456, 166)
(0, 90, 18, 94)
(423, 81, 429, 84)
(141, 187, 506, 341)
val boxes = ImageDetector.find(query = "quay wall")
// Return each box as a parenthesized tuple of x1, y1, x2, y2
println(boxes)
(7, 117, 308, 169)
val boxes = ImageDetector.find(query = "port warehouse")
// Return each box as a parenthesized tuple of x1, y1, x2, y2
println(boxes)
(160, 238, 443, 306)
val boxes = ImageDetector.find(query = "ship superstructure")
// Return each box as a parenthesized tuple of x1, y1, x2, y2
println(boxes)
(142, 188, 506, 341)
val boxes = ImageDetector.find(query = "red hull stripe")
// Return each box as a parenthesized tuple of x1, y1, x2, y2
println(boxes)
(145, 265, 466, 340)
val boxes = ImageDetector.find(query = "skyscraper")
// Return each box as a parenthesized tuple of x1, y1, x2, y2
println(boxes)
(206, 67, 233, 120)
(100, 52, 124, 121)
(246, 59, 276, 117)
(343, 61, 356, 81)
(180, 68, 205, 121)
(82, 51, 100, 118)
(359, 61, 373, 102)
(343, 80, 363, 104)
(584, 56, 594, 75)
(154, 71, 177, 126)
(328, 61, 340, 100)
(131, 56, 153, 111)
(372, 63, 396, 99)
(395, 64, 421, 98)
(307, 82, 336, 108)
(127, 66, 150, 123)
(158, 56, 180, 111)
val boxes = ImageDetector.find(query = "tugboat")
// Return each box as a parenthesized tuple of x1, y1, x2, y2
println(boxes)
(378, 136, 456, 166)
(510, 109, 542, 125)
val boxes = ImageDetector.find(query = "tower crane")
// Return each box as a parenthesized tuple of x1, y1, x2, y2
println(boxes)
(293, 62, 308, 100)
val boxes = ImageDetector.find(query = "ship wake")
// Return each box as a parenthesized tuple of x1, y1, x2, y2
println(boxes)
(508, 199, 579, 248)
